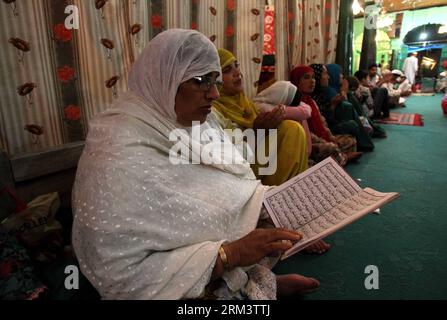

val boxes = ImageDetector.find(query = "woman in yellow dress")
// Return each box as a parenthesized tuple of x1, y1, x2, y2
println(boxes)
(212, 49, 330, 254)
(212, 49, 309, 187)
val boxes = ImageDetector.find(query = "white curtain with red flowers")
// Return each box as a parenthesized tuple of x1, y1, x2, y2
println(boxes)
(0, 0, 266, 156)
(273, 0, 289, 81)
(166, 0, 191, 30)
(235, 0, 264, 98)
(195, 0, 226, 50)
(73, 0, 134, 124)
(292, 0, 340, 66)
(0, 0, 65, 155)
(191, 0, 264, 98)
(128, 1, 153, 63)
(274, 0, 340, 81)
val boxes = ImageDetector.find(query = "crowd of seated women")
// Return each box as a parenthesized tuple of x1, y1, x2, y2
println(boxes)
(72, 30, 403, 300)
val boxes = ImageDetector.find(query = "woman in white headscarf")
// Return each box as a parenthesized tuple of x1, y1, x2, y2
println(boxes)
(253, 80, 312, 156)
(72, 29, 319, 300)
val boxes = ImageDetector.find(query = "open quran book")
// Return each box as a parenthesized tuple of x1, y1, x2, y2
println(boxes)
(263, 157, 399, 260)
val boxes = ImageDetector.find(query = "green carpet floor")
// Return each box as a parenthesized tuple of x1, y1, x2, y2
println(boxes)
(274, 94, 447, 300)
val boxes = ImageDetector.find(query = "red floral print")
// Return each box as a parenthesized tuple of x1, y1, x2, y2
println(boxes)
(227, 0, 235, 11)
(151, 14, 163, 29)
(226, 25, 234, 38)
(57, 66, 75, 83)
(288, 11, 294, 22)
(64, 105, 81, 121)
(53, 23, 73, 42)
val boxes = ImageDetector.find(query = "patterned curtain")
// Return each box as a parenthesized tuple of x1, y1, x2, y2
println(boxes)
(274, 0, 340, 81)
(263, 6, 275, 56)
(194, 0, 226, 49)
(192, 0, 264, 98)
(0, 0, 264, 156)
(0, 1, 65, 155)
(166, 0, 191, 30)
(274, 0, 289, 81)
(73, 0, 134, 125)
(235, 0, 264, 98)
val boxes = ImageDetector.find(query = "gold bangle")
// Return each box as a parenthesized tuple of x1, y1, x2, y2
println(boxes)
(218, 245, 230, 270)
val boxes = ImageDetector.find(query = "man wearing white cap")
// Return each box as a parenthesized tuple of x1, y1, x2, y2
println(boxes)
(391, 69, 404, 77)
(392, 70, 412, 94)
(381, 70, 409, 108)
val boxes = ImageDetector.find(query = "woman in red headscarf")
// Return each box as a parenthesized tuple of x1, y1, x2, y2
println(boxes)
(290, 66, 362, 165)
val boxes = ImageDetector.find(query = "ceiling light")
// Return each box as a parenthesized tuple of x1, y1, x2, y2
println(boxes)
(419, 32, 428, 40)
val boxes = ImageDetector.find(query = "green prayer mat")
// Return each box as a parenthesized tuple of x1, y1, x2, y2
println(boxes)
(274, 94, 447, 300)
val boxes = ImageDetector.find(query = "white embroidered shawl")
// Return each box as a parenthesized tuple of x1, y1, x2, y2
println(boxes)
(72, 30, 273, 300)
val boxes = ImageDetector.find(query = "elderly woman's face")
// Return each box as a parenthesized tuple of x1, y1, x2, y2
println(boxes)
(175, 71, 220, 126)
(299, 72, 316, 94)
(221, 61, 243, 96)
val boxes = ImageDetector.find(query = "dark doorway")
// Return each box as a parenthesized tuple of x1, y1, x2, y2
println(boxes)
(417, 49, 442, 78)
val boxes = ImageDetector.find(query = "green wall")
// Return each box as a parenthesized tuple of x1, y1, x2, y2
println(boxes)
(353, 6, 447, 73)
(353, 18, 364, 72)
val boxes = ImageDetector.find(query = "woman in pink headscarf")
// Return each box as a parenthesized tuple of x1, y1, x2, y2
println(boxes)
(290, 66, 362, 166)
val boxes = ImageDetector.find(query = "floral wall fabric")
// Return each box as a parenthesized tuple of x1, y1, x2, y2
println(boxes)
(166, 0, 191, 30)
(0, 0, 265, 156)
(73, 0, 134, 126)
(192, 0, 264, 98)
(0, 0, 65, 155)
(275, 0, 290, 81)
(275, 0, 340, 81)
(235, 0, 264, 99)
(195, 0, 226, 50)
(263, 6, 275, 56)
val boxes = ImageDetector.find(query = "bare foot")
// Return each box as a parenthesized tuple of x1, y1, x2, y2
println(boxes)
(346, 151, 363, 163)
(276, 274, 320, 297)
(304, 240, 331, 255)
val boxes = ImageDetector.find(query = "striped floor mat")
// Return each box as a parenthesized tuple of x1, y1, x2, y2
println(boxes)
(375, 113, 424, 126)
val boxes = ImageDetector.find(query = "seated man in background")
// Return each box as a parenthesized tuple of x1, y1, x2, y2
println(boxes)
(393, 69, 412, 108)
(346, 76, 387, 139)
(354, 70, 390, 120)
(381, 70, 410, 109)
(367, 63, 384, 89)
(393, 70, 412, 94)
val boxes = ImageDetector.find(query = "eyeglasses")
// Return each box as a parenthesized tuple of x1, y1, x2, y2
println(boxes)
(192, 76, 223, 91)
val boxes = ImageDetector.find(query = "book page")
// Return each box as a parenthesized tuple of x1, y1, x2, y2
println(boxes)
(263, 157, 362, 230)
(263, 157, 399, 259)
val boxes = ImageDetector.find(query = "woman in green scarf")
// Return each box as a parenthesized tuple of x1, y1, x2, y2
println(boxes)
(212, 49, 309, 187)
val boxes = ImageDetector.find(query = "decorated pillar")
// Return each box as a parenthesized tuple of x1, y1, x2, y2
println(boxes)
(359, 1, 381, 71)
